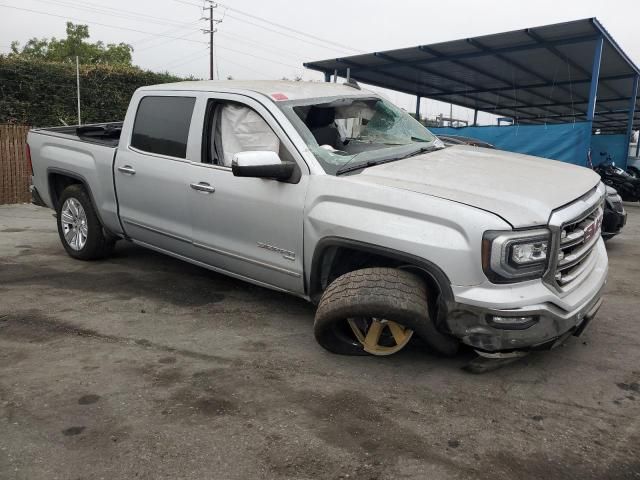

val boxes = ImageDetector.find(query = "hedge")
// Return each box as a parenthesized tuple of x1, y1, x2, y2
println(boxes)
(0, 57, 188, 127)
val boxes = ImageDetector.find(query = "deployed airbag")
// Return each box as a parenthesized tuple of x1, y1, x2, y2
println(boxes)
(218, 104, 280, 167)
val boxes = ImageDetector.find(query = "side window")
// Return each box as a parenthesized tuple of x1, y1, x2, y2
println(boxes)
(202, 100, 295, 166)
(131, 96, 196, 158)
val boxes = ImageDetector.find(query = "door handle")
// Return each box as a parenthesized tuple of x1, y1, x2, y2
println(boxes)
(190, 182, 215, 193)
(118, 165, 136, 175)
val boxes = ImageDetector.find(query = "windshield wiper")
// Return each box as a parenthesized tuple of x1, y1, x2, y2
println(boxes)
(395, 145, 441, 160)
(335, 145, 440, 176)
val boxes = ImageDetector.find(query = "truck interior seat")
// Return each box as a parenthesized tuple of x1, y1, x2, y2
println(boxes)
(306, 107, 340, 148)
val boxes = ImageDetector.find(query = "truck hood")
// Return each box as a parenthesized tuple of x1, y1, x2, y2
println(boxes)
(350, 145, 600, 227)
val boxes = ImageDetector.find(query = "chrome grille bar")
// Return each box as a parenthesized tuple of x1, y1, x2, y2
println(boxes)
(560, 229, 585, 248)
(544, 182, 606, 295)
(557, 230, 601, 270)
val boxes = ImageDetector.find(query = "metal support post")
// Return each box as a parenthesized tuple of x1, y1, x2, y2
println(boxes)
(624, 75, 638, 166)
(586, 37, 604, 122)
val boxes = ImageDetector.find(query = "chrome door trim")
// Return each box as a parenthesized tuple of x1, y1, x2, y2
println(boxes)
(132, 239, 308, 300)
(193, 241, 301, 278)
(121, 218, 191, 244)
(122, 218, 300, 278)
(127, 145, 190, 163)
(189, 161, 231, 172)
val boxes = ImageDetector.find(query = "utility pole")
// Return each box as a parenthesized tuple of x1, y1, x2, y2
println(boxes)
(208, 3, 213, 80)
(202, 2, 222, 80)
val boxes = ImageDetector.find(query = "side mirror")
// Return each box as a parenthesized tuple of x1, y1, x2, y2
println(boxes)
(231, 151, 294, 180)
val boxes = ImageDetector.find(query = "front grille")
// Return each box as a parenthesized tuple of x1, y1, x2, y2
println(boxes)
(554, 204, 603, 287)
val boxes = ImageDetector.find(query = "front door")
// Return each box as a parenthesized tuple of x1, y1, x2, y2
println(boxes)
(188, 95, 307, 294)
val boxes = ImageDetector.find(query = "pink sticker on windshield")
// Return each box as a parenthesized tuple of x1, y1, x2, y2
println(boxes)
(271, 92, 288, 101)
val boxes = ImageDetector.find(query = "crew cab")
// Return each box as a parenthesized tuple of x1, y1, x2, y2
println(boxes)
(28, 80, 608, 360)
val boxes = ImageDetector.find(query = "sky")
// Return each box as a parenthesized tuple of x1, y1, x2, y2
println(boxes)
(1, 0, 639, 125)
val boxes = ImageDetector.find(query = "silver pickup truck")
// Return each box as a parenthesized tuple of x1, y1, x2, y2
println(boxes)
(28, 80, 608, 360)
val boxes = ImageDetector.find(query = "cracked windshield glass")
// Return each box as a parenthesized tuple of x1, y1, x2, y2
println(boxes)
(280, 96, 439, 175)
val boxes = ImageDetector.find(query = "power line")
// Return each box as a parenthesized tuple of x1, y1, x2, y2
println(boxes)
(25, 0, 205, 48)
(216, 54, 275, 79)
(215, 31, 305, 61)
(214, 1, 362, 54)
(0, 4, 207, 46)
(214, 43, 301, 70)
(27, 0, 197, 29)
(1, 3, 301, 75)
(158, 47, 210, 70)
(1, 2, 309, 78)
(133, 20, 203, 47)
(223, 12, 352, 55)
(70, 0, 198, 28)
(136, 28, 202, 52)
(227, 12, 360, 55)
(172, 0, 359, 55)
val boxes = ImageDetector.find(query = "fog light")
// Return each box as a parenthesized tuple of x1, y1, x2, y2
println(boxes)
(489, 315, 538, 329)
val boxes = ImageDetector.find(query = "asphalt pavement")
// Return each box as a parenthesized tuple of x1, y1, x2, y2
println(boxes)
(1, 203, 639, 480)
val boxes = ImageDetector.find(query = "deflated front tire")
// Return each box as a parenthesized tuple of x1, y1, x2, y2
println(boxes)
(313, 267, 459, 357)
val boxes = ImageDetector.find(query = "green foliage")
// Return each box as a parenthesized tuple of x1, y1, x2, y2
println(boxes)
(0, 57, 185, 127)
(10, 22, 133, 65)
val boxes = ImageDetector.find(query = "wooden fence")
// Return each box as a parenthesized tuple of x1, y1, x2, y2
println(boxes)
(0, 124, 31, 205)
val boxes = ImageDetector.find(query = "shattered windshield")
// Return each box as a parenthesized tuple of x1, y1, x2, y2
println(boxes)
(278, 95, 439, 175)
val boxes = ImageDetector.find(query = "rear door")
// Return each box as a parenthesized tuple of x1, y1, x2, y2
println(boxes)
(187, 93, 308, 294)
(115, 94, 196, 257)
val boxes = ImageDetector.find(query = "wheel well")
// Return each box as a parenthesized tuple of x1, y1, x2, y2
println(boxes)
(310, 242, 452, 326)
(49, 173, 83, 209)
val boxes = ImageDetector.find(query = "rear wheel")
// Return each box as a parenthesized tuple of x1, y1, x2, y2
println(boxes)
(627, 166, 640, 178)
(56, 184, 115, 260)
(313, 267, 459, 357)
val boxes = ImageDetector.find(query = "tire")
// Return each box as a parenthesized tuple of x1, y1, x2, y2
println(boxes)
(56, 184, 115, 260)
(628, 167, 640, 178)
(314, 267, 459, 357)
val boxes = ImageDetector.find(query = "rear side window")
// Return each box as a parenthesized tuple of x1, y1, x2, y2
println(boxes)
(131, 96, 195, 158)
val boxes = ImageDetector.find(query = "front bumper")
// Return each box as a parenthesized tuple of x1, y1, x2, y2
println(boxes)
(445, 240, 608, 352)
(602, 208, 626, 239)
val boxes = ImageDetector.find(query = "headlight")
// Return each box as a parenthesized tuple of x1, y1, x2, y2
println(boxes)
(605, 186, 622, 203)
(607, 193, 623, 204)
(482, 229, 551, 283)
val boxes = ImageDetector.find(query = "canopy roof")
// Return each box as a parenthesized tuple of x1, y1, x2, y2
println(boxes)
(304, 18, 640, 133)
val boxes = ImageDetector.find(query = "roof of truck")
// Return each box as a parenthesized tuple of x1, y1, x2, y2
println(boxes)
(139, 80, 373, 102)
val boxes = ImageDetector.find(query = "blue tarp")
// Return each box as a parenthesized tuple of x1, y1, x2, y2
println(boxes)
(430, 122, 592, 166)
(590, 134, 628, 169)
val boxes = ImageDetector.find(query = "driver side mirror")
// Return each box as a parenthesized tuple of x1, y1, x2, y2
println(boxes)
(231, 151, 294, 181)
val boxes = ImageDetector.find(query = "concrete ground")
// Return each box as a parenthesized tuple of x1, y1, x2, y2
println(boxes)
(0, 203, 639, 480)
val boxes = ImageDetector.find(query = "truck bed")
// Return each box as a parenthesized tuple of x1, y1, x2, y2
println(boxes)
(28, 122, 124, 237)
(33, 122, 123, 147)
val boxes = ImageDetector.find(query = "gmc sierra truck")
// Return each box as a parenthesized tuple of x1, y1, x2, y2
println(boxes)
(28, 80, 607, 361)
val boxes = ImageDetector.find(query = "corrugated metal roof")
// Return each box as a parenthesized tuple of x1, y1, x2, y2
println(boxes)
(304, 18, 639, 132)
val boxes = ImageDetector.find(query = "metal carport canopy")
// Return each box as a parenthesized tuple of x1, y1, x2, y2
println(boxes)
(304, 18, 640, 134)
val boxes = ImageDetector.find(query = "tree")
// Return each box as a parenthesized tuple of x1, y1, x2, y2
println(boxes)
(10, 22, 133, 65)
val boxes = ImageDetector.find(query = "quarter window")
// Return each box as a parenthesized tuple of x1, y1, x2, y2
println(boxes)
(131, 96, 196, 158)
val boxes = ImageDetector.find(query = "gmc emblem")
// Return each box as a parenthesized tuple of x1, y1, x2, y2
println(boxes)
(583, 212, 603, 243)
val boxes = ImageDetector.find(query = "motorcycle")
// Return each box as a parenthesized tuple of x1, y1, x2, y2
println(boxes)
(594, 162, 640, 202)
